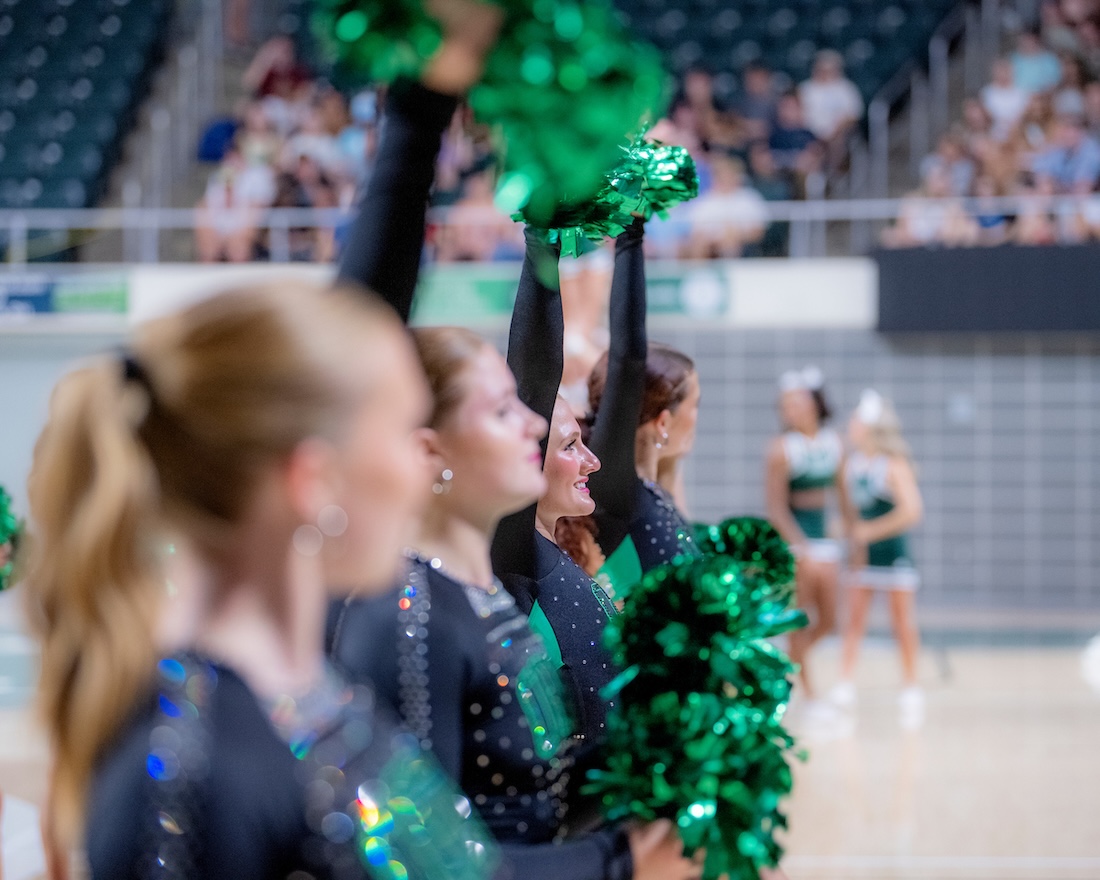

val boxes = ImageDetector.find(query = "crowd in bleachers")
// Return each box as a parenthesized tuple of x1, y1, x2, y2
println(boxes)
(645, 51, 862, 258)
(195, 35, 868, 263)
(884, 0, 1100, 247)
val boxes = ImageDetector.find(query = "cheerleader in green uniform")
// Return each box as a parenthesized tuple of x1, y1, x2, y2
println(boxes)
(834, 390, 925, 726)
(765, 366, 844, 703)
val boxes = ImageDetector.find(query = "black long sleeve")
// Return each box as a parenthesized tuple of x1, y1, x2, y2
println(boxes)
(336, 79, 457, 321)
(490, 231, 562, 589)
(588, 220, 648, 557)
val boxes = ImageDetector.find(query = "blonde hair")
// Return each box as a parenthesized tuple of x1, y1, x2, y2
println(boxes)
(23, 281, 399, 844)
(864, 396, 912, 461)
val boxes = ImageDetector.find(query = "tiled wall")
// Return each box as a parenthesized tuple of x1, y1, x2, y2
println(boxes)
(646, 328, 1100, 613)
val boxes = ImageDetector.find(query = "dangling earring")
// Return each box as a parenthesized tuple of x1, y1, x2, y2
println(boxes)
(293, 523, 324, 557)
(318, 504, 348, 538)
(432, 468, 454, 495)
(655, 431, 669, 450)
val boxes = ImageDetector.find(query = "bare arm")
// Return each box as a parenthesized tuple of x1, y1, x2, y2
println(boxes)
(765, 438, 805, 546)
(854, 456, 923, 545)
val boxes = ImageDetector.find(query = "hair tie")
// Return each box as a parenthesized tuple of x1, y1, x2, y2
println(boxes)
(119, 350, 155, 398)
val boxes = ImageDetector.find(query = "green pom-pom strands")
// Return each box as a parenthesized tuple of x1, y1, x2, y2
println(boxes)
(695, 516, 798, 601)
(520, 129, 700, 257)
(312, 0, 666, 225)
(0, 486, 22, 591)
(586, 522, 807, 880)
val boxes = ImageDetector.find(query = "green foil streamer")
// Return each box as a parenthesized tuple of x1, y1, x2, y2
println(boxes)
(0, 487, 21, 592)
(312, 0, 667, 225)
(587, 551, 807, 880)
(695, 517, 797, 598)
(519, 130, 700, 256)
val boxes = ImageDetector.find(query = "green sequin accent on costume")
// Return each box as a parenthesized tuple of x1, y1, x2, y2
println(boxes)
(515, 647, 574, 759)
(599, 535, 643, 603)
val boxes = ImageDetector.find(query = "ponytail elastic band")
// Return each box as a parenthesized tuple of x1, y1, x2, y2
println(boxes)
(119, 350, 153, 395)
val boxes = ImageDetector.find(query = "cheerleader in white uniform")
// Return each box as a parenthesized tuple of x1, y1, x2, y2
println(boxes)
(834, 390, 925, 726)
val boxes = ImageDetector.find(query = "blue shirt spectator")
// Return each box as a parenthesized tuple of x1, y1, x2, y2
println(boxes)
(1031, 116, 1100, 193)
(1011, 30, 1062, 93)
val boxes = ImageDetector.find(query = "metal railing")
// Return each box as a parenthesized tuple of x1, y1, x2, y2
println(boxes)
(1, 194, 1094, 265)
(862, 0, 1048, 198)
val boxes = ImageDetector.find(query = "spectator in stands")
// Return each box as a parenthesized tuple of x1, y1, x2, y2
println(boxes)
(283, 103, 345, 182)
(769, 92, 822, 176)
(920, 133, 976, 197)
(195, 141, 276, 262)
(676, 66, 720, 146)
(1009, 92, 1056, 167)
(797, 50, 864, 154)
(1040, 0, 1083, 56)
(733, 63, 779, 141)
(1076, 20, 1100, 79)
(1012, 179, 1060, 244)
(683, 155, 768, 258)
(1084, 81, 1100, 138)
(247, 38, 314, 137)
(432, 170, 518, 262)
(1031, 113, 1100, 192)
(336, 90, 380, 185)
(969, 175, 1010, 245)
(1072, 187, 1100, 239)
(747, 141, 791, 256)
(237, 101, 281, 168)
(244, 35, 312, 101)
(882, 166, 977, 248)
(1053, 54, 1089, 116)
(981, 58, 1031, 141)
(1012, 28, 1063, 94)
(267, 153, 338, 262)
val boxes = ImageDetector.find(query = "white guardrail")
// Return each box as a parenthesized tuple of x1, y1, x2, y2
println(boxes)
(0, 194, 1096, 264)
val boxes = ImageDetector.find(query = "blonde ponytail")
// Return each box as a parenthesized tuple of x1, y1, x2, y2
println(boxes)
(22, 280, 402, 847)
(24, 362, 163, 844)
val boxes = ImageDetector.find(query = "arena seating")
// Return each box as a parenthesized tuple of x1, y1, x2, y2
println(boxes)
(0, 0, 172, 210)
(614, 0, 960, 103)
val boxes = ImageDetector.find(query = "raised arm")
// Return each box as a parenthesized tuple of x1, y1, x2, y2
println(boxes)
(336, 79, 457, 322)
(490, 231, 563, 586)
(587, 219, 648, 556)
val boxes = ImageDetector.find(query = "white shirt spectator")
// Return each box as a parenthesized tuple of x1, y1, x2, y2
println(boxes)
(202, 161, 275, 233)
(798, 77, 863, 140)
(690, 186, 769, 233)
(981, 82, 1030, 140)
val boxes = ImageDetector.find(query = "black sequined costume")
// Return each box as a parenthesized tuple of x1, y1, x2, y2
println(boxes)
(88, 654, 496, 880)
(335, 81, 633, 880)
(330, 560, 632, 879)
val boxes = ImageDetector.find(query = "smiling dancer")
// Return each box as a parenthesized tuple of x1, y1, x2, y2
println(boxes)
(331, 48, 699, 880)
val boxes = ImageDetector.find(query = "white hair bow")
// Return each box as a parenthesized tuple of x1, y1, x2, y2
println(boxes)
(779, 365, 824, 392)
(857, 389, 884, 425)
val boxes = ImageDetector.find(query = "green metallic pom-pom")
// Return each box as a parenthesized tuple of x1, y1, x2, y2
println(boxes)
(0, 486, 22, 592)
(311, 0, 668, 225)
(695, 517, 796, 598)
(517, 129, 700, 256)
(588, 552, 806, 880)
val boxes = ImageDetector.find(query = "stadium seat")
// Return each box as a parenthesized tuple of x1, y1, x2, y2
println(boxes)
(0, 0, 171, 222)
(612, 0, 960, 102)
